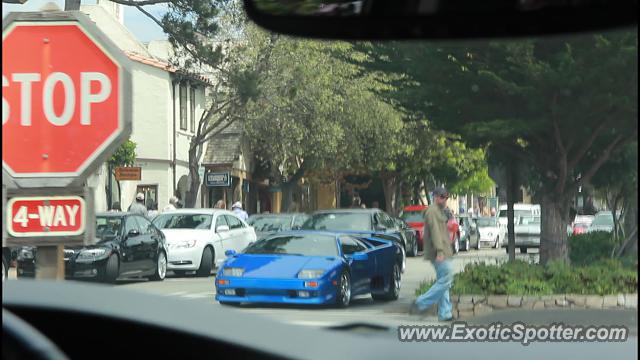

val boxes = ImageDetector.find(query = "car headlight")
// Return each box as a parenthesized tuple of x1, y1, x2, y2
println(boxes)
(297, 269, 325, 279)
(170, 240, 197, 249)
(77, 248, 109, 261)
(222, 267, 244, 277)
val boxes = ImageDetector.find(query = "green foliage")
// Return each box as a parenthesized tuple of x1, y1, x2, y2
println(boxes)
(107, 139, 137, 168)
(415, 259, 637, 296)
(568, 232, 616, 266)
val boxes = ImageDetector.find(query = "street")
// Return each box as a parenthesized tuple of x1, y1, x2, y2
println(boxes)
(112, 248, 538, 328)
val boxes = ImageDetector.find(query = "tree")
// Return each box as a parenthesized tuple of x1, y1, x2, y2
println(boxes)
(243, 33, 407, 212)
(107, 139, 137, 207)
(591, 142, 638, 247)
(349, 31, 638, 264)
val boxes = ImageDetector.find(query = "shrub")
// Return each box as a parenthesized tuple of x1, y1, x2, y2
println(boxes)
(414, 259, 637, 296)
(569, 231, 616, 266)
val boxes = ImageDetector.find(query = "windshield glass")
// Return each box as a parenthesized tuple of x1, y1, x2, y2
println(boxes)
(95, 216, 122, 238)
(301, 213, 372, 231)
(591, 214, 614, 226)
(400, 211, 424, 222)
(152, 214, 212, 229)
(243, 234, 339, 256)
(2, 0, 637, 348)
(247, 216, 293, 232)
(498, 210, 534, 218)
(476, 218, 498, 227)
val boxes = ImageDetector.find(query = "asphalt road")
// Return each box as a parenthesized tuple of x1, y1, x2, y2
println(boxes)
(111, 247, 539, 328)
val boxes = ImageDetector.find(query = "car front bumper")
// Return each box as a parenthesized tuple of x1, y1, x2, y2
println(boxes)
(215, 277, 337, 305)
(167, 246, 202, 271)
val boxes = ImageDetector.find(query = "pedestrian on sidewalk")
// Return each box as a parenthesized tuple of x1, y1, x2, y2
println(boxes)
(128, 193, 148, 218)
(163, 196, 179, 212)
(214, 200, 226, 209)
(147, 202, 159, 219)
(232, 201, 249, 221)
(410, 186, 455, 321)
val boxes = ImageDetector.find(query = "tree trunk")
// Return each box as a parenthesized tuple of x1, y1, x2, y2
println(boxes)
(281, 182, 294, 212)
(184, 145, 201, 208)
(621, 180, 638, 259)
(381, 174, 398, 215)
(506, 160, 517, 262)
(540, 194, 571, 265)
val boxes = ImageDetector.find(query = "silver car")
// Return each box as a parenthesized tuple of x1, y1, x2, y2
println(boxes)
(514, 216, 541, 253)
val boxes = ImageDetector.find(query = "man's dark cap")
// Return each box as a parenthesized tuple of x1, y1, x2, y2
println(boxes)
(433, 186, 449, 197)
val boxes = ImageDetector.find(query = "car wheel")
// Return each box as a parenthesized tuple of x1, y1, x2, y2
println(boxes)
(100, 254, 119, 283)
(408, 238, 418, 257)
(149, 251, 167, 281)
(196, 247, 213, 277)
(453, 236, 460, 254)
(335, 270, 351, 308)
(520, 247, 528, 254)
(494, 237, 500, 248)
(372, 263, 401, 301)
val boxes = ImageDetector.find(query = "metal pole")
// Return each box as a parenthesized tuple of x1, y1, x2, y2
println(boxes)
(107, 163, 113, 208)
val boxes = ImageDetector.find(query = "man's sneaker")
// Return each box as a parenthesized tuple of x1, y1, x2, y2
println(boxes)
(408, 302, 423, 315)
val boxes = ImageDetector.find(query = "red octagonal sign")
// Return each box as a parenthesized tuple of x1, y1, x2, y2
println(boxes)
(2, 15, 131, 184)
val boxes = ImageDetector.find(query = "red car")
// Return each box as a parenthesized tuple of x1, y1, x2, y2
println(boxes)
(400, 205, 460, 252)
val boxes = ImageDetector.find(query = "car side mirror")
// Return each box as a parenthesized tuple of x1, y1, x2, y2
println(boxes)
(351, 252, 368, 261)
(225, 249, 237, 257)
(216, 225, 230, 233)
(127, 229, 140, 238)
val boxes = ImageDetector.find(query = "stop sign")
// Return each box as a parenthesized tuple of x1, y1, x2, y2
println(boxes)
(2, 12, 131, 187)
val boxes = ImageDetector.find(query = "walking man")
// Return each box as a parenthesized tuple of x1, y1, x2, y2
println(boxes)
(128, 193, 148, 218)
(163, 196, 179, 212)
(410, 186, 454, 321)
(232, 201, 249, 221)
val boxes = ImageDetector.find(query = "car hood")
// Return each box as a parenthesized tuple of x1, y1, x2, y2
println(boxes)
(159, 229, 212, 243)
(223, 254, 341, 279)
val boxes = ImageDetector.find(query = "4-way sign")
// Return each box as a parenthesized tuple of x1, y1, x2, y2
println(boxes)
(7, 196, 86, 237)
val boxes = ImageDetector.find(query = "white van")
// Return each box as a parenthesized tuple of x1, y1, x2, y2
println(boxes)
(497, 203, 541, 228)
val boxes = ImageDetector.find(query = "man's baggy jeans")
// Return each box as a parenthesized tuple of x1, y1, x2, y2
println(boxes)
(414, 259, 454, 320)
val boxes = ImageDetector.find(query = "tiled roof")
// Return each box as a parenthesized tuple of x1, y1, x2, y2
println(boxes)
(203, 131, 242, 166)
(124, 51, 213, 85)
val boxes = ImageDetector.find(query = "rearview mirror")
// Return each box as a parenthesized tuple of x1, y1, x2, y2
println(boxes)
(351, 252, 368, 261)
(244, 0, 637, 39)
(127, 229, 140, 238)
(216, 225, 230, 233)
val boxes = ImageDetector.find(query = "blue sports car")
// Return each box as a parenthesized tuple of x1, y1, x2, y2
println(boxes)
(215, 231, 403, 307)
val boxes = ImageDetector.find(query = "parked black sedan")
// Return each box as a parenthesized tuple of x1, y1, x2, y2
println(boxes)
(16, 212, 168, 283)
(393, 217, 419, 257)
(247, 212, 310, 239)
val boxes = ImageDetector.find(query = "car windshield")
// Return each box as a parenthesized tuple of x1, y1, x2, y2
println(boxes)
(152, 214, 212, 230)
(247, 216, 293, 232)
(2, 0, 637, 350)
(243, 234, 339, 257)
(498, 210, 534, 219)
(400, 211, 424, 222)
(95, 216, 121, 238)
(591, 214, 614, 226)
(301, 213, 372, 231)
(476, 218, 498, 227)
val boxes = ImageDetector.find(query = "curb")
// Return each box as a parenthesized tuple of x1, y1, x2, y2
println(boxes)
(449, 293, 638, 319)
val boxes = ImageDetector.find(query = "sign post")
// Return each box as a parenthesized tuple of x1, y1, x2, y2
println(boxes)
(2, 10, 132, 279)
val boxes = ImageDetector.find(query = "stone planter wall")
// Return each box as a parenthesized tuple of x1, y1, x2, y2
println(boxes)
(452, 293, 638, 319)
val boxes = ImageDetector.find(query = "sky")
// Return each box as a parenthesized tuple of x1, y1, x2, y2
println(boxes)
(2, 0, 167, 42)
